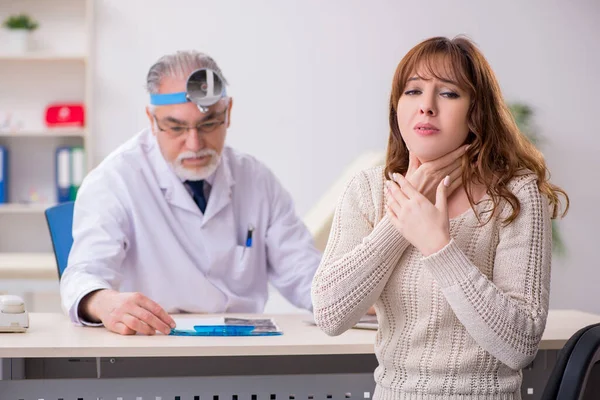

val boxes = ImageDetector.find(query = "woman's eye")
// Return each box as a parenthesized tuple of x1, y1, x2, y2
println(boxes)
(404, 90, 421, 95)
(441, 92, 459, 99)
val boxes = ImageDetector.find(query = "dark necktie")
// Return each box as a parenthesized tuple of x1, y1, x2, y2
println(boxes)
(185, 180, 207, 213)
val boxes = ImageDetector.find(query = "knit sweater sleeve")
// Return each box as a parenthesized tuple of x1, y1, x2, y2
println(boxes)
(421, 177, 552, 370)
(311, 171, 411, 336)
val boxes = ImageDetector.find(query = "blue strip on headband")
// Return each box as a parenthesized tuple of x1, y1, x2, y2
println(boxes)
(150, 88, 228, 106)
(150, 92, 188, 105)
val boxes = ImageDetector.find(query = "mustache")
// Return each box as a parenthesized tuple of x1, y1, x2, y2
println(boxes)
(176, 149, 218, 162)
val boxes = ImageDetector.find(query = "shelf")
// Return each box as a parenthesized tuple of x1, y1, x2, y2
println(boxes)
(0, 252, 57, 280)
(0, 53, 87, 62)
(0, 203, 54, 214)
(0, 0, 93, 258)
(0, 129, 86, 138)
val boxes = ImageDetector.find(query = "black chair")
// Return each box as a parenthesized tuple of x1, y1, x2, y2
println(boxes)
(541, 322, 600, 399)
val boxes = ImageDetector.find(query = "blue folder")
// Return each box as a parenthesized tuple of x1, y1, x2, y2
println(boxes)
(0, 146, 7, 204)
(170, 325, 282, 337)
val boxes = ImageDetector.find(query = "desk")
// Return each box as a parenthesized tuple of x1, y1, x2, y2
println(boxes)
(1, 310, 599, 400)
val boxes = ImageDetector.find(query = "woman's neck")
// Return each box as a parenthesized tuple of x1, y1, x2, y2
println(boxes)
(447, 183, 488, 219)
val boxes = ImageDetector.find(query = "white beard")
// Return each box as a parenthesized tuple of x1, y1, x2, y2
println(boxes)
(171, 149, 221, 181)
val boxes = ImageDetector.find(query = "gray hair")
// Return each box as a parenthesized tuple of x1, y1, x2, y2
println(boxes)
(146, 50, 228, 95)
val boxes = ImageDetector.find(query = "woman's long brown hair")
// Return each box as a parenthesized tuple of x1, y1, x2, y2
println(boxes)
(384, 36, 569, 223)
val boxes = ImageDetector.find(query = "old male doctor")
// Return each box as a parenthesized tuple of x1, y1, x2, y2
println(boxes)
(60, 51, 322, 335)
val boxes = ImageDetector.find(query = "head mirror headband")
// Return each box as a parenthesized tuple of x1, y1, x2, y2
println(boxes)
(150, 68, 227, 113)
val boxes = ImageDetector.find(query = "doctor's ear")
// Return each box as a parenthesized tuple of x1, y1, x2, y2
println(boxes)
(145, 106, 156, 135)
(226, 97, 233, 128)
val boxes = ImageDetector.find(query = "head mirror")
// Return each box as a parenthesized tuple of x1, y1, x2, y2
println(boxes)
(186, 69, 226, 112)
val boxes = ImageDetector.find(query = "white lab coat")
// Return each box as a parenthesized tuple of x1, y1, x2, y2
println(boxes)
(60, 128, 321, 325)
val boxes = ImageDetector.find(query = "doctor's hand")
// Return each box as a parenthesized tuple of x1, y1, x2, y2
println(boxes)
(81, 289, 176, 335)
(386, 174, 451, 257)
(401, 145, 467, 204)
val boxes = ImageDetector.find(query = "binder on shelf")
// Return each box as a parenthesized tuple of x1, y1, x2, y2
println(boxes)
(69, 147, 85, 201)
(0, 146, 7, 204)
(55, 147, 71, 203)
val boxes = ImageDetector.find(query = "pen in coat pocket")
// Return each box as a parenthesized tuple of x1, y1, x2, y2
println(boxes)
(245, 224, 254, 248)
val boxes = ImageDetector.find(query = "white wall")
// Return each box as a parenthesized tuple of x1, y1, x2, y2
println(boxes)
(92, 0, 600, 313)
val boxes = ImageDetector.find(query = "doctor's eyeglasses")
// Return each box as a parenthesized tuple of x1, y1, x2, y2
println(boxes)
(152, 107, 228, 138)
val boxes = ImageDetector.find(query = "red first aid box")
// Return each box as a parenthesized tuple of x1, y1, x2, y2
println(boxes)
(45, 104, 85, 127)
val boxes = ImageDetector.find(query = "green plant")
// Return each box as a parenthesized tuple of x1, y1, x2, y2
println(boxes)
(2, 14, 39, 31)
(509, 102, 566, 257)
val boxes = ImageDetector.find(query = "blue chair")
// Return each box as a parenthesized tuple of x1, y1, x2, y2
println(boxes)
(44, 201, 75, 279)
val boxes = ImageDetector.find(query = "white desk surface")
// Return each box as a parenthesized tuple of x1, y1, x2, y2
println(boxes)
(0, 310, 598, 358)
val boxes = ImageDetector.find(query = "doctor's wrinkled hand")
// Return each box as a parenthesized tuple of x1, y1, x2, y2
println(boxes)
(79, 289, 176, 335)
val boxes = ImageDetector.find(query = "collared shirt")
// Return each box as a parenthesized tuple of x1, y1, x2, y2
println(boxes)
(181, 167, 215, 204)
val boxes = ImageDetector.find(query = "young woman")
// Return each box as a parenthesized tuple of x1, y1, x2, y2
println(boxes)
(312, 36, 569, 400)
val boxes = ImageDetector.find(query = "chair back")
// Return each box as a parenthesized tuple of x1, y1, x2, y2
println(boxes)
(44, 201, 75, 278)
(541, 322, 600, 400)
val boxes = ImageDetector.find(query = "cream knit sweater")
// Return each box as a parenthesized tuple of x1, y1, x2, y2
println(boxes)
(311, 166, 552, 400)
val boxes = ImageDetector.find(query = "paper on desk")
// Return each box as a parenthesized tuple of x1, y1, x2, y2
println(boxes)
(304, 314, 378, 330)
(172, 317, 225, 331)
